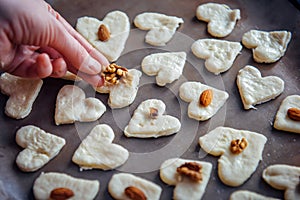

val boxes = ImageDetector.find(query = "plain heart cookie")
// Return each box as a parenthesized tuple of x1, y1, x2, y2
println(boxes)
(242, 30, 292, 63)
(191, 39, 242, 74)
(15, 125, 65, 172)
(274, 95, 300, 134)
(108, 173, 162, 200)
(160, 158, 212, 200)
(230, 190, 280, 200)
(124, 99, 181, 138)
(72, 124, 129, 170)
(263, 164, 300, 200)
(55, 85, 106, 125)
(199, 127, 267, 187)
(33, 172, 99, 200)
(196, 3, 241, 37)
(76, 11, 130, 62)
(0, 73, 43, 119)
(141, 52, 186, 86)
(179, 81, 229, 121)
(134, 12, 184, 46)
(237, 65, 284, 110)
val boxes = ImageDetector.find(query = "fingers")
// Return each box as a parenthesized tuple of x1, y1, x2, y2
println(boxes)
(67, 65, 104, 87)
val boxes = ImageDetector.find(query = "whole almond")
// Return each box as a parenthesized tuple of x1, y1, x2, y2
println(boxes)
(287, 107, 300, 121)
(124, 186, 147, 200)
(50, 187, 74, 200)
(199, 89, 213, 107)
(98, 24, 110, 42)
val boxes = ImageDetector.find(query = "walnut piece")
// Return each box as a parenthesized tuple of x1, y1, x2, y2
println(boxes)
(124, 186, 147, 200)
(199, 89, 213, 107)
(176, 162, 202, 182)
(50, 187, 74, 200)
(230, 138, 248, 154)
(101, 63, 130, 85)
(149, 107, 158, 119)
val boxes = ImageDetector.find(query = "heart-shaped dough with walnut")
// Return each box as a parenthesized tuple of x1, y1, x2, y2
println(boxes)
(76, 11, 130, 62)
(72, 124, 129, 170)
(124, 99, 181, 138)
(237, 65, 284, 110)
(16, 125, 65, 172)
(55, 85, 106, 125)
(199, 127, 267, 187)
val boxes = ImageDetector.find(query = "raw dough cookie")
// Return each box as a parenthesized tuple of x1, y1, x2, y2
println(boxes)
(134, 12, 184, 46)
(196, 3, 241, 37)
(76, 11, 130, 62)
(199, 127, 267, 187)
(191, 39, 242, 74)
(230, 190, 280, 200)
(108, 173, 162, 200)
(55, 85, 106, 125)
(179, 81, 229, 121)
(263, 164, 300, 200)
(141, 52, 186, 86)
(242, 30, 292, 63)
(237, 65, 284, 110)
(33, 172, 99, 200)
(72, 124, 129, 170)
(61, 71, 82, 81)
(160, 158, 212, 200)
(16, 125, 65, 172)
(0, 73, 43, 119)
(124, 99, 181, 138)
(95, 69, 142, 109)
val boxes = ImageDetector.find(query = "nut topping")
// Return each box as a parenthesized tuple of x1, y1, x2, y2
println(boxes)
(230, 138, 248, 154)
(176, 162, 202, 182)
(149, 107, 158, 119)
(101, 63, 130, 85)
(199, 89, 213, 107)
(50, 187, 74, 200)
(287, 107, 300, 121)
(124, 186, 147, 200)
(98, 24, 110, 42)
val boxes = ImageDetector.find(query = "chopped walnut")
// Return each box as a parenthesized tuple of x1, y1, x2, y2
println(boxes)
(149, 107, 158, 119)
(101, 63, 131, 85)
(230, 138, 248, 154)
(176, 162, 202, 182)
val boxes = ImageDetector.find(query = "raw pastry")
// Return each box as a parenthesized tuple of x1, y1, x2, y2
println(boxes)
(230, 190, 280, 200)
(55, 85, 106, 125)
(33, 172, 99, 200)
(0, 73, 43, 119)
(124, 99, 181, 138)
(179, 81, 229, 121)
(263, 164, 300, 200)
(191, 39, 242, 74)
(160, 158, 212, 200)
(76, 11, 130, 62)
(15, 125, 65, 172)
(95, 69, 142, 109)
(61, 71, 82, 81)
(196, 3, 240, 37)
(242, 30, 292, 63)
(72, 124, 129, 170)
(108, 173, 162, 200)
(134, 12, 184, 46)
(274, 95, 300, 134)
(141, 52, 186, 86)
(237, 65, 284, 110)
(199, 127, 267, 187)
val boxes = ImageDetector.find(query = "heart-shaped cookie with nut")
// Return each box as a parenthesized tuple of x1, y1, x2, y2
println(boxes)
(199, 127, 267, 187)
(76, 11, 130, 62)
(72, 124, 129, 170)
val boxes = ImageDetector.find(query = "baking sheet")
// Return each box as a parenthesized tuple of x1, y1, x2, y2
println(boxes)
(0, 0, 299, 199)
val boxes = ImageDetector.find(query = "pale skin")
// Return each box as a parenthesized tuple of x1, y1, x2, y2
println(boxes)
(0, 0, 109, 86)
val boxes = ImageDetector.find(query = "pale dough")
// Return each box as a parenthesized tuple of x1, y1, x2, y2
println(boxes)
(230, 190, 280, 200)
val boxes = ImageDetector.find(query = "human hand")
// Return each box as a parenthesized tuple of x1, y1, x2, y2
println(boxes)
(0, 0, 109, 86)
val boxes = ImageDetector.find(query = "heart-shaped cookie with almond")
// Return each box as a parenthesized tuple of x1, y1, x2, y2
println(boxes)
(76, 11, 130, 62)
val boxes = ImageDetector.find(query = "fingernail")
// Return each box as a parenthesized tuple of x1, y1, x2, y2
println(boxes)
(81, 56, 102, 74)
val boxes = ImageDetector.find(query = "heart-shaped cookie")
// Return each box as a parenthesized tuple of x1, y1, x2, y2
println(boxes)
(160, 158, 212, 200)
(124, 99, 181, 138)
(141, 52, 186, 86)
(0, 73, 43, 119)
(263, 164, 300, 200)
(230, 190, 280, 200)
(179, 81, 229, 121)
(191, 39, 242, 74)
(72, 124, 129, 170)
(274, 95, 300, 134)
(16, 125, 65, 172)
(55, 85, 106, 125)
(237, 65, 284, 110)
(242, 30, 292, 63)
(196, 3, 241, 37)
(134, 12, 184, 46)
(199, 127, 267, 187)
(33, 172, 99, 200)
(76, 11, 130, 62)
